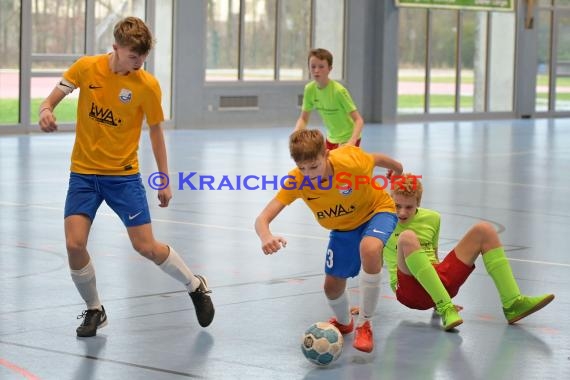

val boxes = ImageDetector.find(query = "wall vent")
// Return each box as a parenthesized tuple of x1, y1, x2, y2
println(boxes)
(219, 95, 259, 110)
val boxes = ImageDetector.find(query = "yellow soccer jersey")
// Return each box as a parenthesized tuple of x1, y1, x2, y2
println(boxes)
(63, 54, 164, 175)
(276, 145, 395, 231)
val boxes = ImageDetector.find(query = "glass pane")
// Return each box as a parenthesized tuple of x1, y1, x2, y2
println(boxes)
(243, 0, 277, 81)
(278, 0, 311, 80)
(398, 8, 427, 114)
(536, 10, 551, 112)
(555, 11, 570, 111)
(95, 0, 145, 54)
(462, 11, 487, 112)
(314, 0, 344, 80)
(488, 11, 515, 112)
(429, 10, 457, 113)
(154, 0, 173, 119)
(0, 0, 21, 125)
(556, 0, 570, 6)
(206, 0, 240, 81)
(31, 58, 78, 71)
(30, 77, 79, 125)
(32, 0, 85, 54)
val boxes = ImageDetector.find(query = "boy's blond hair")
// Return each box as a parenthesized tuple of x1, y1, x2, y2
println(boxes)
(308, 48, 333, 67)
(113, 16, 154, 55)
(392, 173, 424, 206)
(289, 129, 326, 163)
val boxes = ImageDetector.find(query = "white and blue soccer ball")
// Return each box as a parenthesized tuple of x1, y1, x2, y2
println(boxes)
(301, 322, 344, 366)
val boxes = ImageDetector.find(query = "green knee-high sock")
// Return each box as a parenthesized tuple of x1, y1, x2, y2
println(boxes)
(405, 250, 452, 310)
(482, 247, 521, 307)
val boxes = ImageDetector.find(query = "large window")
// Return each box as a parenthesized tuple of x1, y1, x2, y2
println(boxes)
(397, 7, 515, 116)
(398, 7, 427, 114)
(314, 0, 344, 80)
(278, 0, 311, 80)
(94, 1, 145, 54)
(206, 0, 344, 81)
(0, 1, 21, 125)
(535, 0, 570, 114)
(429, 10, 457, 113)
(154, 1, 173, 119)
(555, 10, 570, 111)
(243, 0, 277, 81)
(1, 0, 172, 129)
(31, 0, 87, 125)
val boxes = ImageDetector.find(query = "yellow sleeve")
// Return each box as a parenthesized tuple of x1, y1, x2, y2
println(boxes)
(275, 173, 301, 205)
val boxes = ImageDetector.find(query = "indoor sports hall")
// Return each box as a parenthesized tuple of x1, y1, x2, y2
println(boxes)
(1, 1, 569, 379)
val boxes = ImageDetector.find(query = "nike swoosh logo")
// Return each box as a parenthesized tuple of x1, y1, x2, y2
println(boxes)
(372, 229, 387, 235)
(128, 211, 143, 220)
(89, 84, 102, 89)
(59, 81, 74, 89)
(307, 197, 320, 201)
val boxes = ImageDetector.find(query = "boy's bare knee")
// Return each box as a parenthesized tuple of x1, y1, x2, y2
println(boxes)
(398, 230, 418, 243)
(324, 277, 345, 300)
(473, 222, 496, 237)
(398, 230, 421, 253)
(66, 239, 86, 256)
(132, 242, 155, 260)
(324, 285, 342, 300)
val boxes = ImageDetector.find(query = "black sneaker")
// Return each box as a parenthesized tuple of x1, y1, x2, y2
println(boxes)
(76, 306, 108, 337)
(189, 275, 215, 327)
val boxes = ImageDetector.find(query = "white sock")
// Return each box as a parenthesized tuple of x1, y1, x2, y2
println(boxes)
(358, 270, 382, 325)
(70, 260, 102, 310)
(328, 290, 351, 325)
(159, 246, 200, 291)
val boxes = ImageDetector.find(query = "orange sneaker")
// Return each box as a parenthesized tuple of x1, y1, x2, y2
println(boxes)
(353, 320, 374, 353)
(328, 317, 354, 334)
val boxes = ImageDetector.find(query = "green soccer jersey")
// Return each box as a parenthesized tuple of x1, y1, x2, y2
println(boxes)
(384, 208, 441, 292)
(302, 80, 358, 144)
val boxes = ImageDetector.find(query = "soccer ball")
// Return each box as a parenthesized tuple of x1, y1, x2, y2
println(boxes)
(301, 322, 343, 366)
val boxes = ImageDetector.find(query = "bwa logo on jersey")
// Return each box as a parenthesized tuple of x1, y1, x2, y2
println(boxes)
(119, 88, 132, 104)
(316, 204, 355, 219)
(89, 103, 119, 126)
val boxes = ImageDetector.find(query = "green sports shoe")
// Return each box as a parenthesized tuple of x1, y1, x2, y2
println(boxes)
(437, 303, 463, 331)
(503, 294, 555, 324)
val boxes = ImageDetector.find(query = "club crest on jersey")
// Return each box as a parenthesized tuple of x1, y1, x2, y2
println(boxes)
(119, 88, 132, 104)
(339, 187, 353, 196)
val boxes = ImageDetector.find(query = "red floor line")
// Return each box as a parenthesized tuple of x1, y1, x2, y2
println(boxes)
(0, 358, 40, 380)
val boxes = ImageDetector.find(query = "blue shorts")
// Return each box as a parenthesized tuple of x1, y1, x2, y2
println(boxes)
(325, 212, 397, 278)
(64, 173, 151, 227)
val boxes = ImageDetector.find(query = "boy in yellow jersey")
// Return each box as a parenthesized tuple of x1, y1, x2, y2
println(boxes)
(255, 129, 403, 353)
(294, 48, 364, 150)
(38, 17, 214, 337)
(383, 174, 554, 330)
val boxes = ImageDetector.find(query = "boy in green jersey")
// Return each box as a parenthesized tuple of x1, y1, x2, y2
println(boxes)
(383, 174, 554, 330)
(294, 48, 364, 150)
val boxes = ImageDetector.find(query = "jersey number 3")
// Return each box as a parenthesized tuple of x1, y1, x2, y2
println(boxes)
(326, 249, 334, 269)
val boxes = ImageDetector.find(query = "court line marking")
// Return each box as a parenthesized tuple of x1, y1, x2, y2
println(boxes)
(0, 357, 40, 380)
(1, 202, 569, 268)
(0, 341, 202, 379)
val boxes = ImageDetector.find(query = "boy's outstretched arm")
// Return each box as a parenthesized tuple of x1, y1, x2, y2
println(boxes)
(255, 198, 288, 255)
(372, 153, 403, 176)
(294, 110, 310, 132)
(38, 87, 67, 132)
(148, 124, 172, 208)
(346, 110, 364, 146)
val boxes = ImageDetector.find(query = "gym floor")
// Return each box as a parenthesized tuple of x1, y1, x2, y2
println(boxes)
(0, 119, 568, 379)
